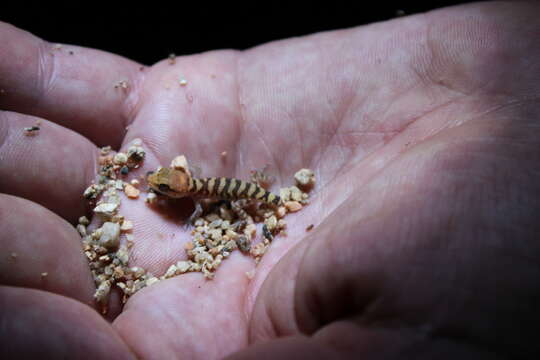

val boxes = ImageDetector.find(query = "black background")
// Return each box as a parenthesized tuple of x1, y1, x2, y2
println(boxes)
(3, 1, 478, 65)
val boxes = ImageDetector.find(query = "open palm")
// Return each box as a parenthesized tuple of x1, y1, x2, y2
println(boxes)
(2, 2, 540, 359)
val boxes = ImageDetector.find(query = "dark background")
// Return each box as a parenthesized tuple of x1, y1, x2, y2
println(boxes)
(3, 1, 478, 65)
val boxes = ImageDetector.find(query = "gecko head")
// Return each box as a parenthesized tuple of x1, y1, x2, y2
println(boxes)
(146, 167, 191, 198)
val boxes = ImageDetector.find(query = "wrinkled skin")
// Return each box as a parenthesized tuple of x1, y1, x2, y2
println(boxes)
(1, 1, 540, 359)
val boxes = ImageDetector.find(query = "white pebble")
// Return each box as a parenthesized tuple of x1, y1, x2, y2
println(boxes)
(113, 152, 128, 165)
(98, 222, 121, 250)
(94, 280, 111, 303)
(176, 261, 191, 273)
(146, 277, 160, 286)
(265, 215, 278, 231)
(294, 168, 315, 189)
(145, 193, 157, 204)
(289, 186, 303, 202)
(93, 203, 119, 218)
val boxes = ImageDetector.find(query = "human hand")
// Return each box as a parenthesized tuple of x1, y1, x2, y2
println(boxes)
(2, 1, 540, 359)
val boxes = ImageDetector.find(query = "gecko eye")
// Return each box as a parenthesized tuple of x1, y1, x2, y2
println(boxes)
(158, 183, 171, 192)
(146, 171, 154, 176)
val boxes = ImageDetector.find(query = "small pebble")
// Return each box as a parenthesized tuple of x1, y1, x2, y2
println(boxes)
(105, 192, 121, 205)
(250, 242, 268, 258)
(145, 277, 160, 287)
(131, 138, 143, 146)
(117, 246, 129, 265)
(176, 261, 191, 273)
(265, 215, 278, 231)
(244, 224, 257, 239)
(98, 155, 112, 165)
(289, 186, 303, 202)
(124, 184, 140, 199)
(127, 145, 145, 162)
(114, 80, 129, 90)
(114, 180, 124, 190)
(294, 168, 315, 190)
(100, 146, 112, 155)
(225, 229, 238, 239)
(224, 240, 237, 252)
(164, 264, 178, 278)
(262, 224, 273, 241)
(93, 203, 119, 218)
(84, 184, 104, 199)
(111, 214, 124, 223)
(209, 219, 223, 228)
(113, 152, 128, 165)
(120, 220, 133, 232)
(209, 229, 223, 242)
(245, 270, 255, 280)
(98, 222, 121, 250)
(276, 206, 287, 218)
(236, 235, 251, 252)
(94, 281, 111, 303)
(145, 192, 157, 204)
(130, 267, 146, 278)
(23, 126, 40, 136)
(285, 201, 302, 212)
(280, 188, 292, 202)
(76, 224, 87, 236)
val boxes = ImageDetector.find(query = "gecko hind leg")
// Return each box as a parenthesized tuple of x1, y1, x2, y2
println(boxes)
(185, 200, 204, 227)
(231, 200, 254, 224)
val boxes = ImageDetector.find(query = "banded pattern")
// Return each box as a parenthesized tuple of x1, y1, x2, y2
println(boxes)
(189, 177, 281, 205)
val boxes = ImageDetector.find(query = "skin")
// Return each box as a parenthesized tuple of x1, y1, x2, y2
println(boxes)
(1, 1, 540, 358)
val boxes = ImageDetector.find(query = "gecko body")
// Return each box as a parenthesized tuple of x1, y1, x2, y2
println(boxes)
(146, 167, 281, 205)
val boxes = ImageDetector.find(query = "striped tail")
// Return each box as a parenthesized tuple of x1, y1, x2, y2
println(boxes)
(190, 177, 281, 205)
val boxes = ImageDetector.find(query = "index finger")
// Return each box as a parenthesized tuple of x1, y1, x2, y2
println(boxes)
(0, 21, 144, 147)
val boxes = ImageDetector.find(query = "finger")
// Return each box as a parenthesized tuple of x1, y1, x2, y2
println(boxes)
(0, 286, 135, 359)
(0, 194, 94, 304)
(225, 327, 501, 360)
(121, 50, 245, 178)
(0, 111, 97, 222)
(244, 198, 499, 359)
(247, 129, 540, 357)
(114, 257, 254, 359)
(0, 21, 143, 147)
(225, 336, 338, 360)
